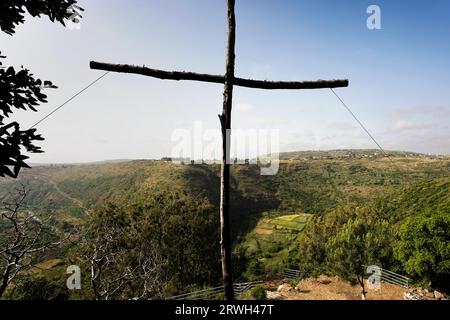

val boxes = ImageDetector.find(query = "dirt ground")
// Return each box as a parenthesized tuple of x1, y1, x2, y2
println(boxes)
(265, 275, 406, 300)
(255, 228, 273, 235)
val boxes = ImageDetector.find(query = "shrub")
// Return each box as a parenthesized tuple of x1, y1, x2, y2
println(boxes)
(250, 285, 267, 300)
(9, 277, 68, 300)
(215, 292, 225, 300)
(394, 210, 450, 293)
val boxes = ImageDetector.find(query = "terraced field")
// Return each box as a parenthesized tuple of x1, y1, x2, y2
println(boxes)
(253, 214, 313, 235)
(239, 213, 313, 276)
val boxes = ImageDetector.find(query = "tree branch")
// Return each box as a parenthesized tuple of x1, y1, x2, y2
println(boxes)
(90, 61, 349, 90)
(0, 184, 68, 298)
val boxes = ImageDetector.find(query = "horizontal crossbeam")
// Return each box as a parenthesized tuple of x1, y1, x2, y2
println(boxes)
(90, 61, 349, 90)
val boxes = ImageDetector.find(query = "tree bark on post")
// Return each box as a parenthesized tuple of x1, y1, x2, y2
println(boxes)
(89, 61, 348, 90)
(219, 0, 236, 301)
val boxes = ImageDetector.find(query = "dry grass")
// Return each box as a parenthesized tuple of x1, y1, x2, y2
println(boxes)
(21, 259, 63, 275)
(255, 228, 273, 235)
(267, 275, 406, 300)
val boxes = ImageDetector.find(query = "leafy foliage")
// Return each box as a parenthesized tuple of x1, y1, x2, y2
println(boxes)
(298, 206, 394, 276)
(292, 205, 400, 299)
(0, 54, 51, 177)
(81, 203, 165, 300)
(0, 185, 64, 298)
(249, 285, 266, 300)
(0, 0, 81, 177)
(80, 190, 221, 298)
(7, 277, 68, 300)
(296, 178, 450, 294)
(0, 0, 79, 35)
(129, 191, 221, 293)
(325, 216, 393, 298)
(378, 178, 450, 223)
(394, 210, 450, 291)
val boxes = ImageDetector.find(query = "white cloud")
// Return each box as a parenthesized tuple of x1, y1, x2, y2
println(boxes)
(234, 102, 256, 113)
(385, 120, 431, 133)
(392, 120, 417, 130)
(387, 106, 450, 118)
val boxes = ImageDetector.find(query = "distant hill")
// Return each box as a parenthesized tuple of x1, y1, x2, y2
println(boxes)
(1, 149, 448, 238)
(278, 149, 445, 160)
(28, 159, 133, 167)
(381, 177, 450, 222)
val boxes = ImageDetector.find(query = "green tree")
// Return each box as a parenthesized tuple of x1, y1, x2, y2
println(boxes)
(297, 205, 395, 299)
(0, 185, 64, 299)
(131, 191, 221, 293)
(297, 215, 328, 276)
(0, 0, 80, 177)
(394, 210, 450, 292)
(81, 203, 165, 300)
(298, 205, 359, 276)
(81, 191, 221, 299)
(325, 216, 393, 300)
(7, 277, 68, 300)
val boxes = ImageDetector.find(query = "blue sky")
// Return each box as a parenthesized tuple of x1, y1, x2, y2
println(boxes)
(2, 0, 450, 162)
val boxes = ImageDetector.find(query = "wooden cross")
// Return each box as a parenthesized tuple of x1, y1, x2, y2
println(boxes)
(90, 0, 348, 301)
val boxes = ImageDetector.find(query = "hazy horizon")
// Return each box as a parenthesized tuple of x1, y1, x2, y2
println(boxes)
(26, 148, 449, 166)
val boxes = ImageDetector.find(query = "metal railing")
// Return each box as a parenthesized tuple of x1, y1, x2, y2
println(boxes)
(282, 268, 304, 279)
(379, 268, 410, 288)
(365, 265, 410, 288)
(168, 285, 224, 300)
(167, 266, 408, 300)
(234, 281, 264, 295)
(167, 280, 264, 300)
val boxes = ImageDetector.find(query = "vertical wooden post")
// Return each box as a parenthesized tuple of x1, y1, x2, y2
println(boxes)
(219, 0, 236, 301)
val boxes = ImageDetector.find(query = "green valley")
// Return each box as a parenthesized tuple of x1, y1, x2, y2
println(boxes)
(0, 150, 449, 299)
